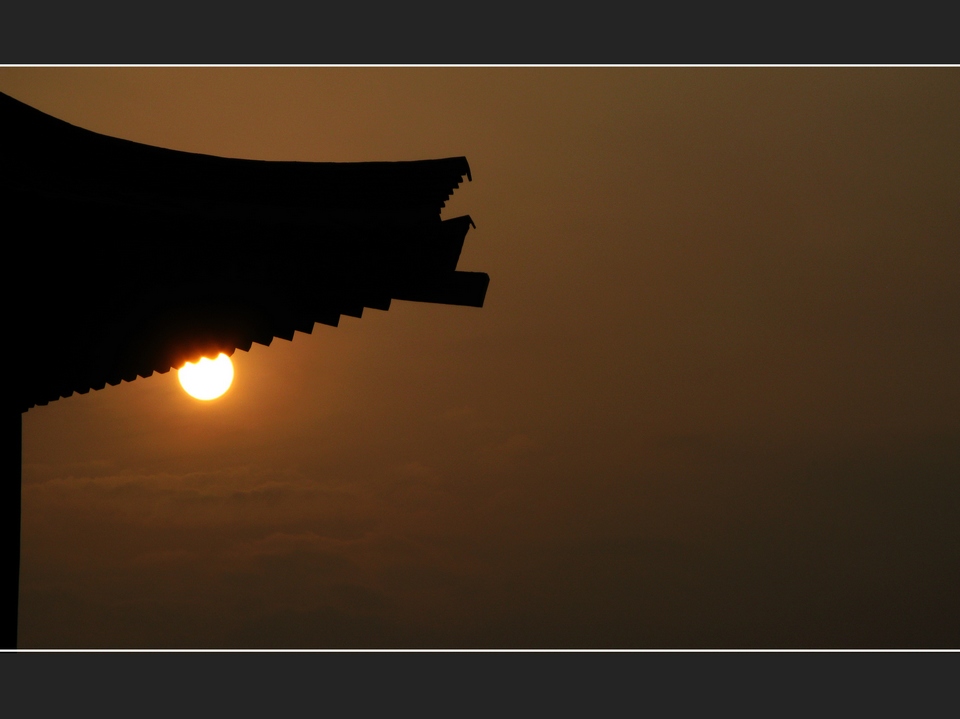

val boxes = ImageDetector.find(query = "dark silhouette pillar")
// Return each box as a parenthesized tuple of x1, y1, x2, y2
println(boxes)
(4, 415, 21, 648)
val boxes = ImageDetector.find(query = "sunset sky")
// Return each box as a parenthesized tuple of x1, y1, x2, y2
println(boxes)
(4, 67, 958, 648)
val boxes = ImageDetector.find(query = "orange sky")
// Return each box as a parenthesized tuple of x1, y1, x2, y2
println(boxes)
(4, 67, 959, 647)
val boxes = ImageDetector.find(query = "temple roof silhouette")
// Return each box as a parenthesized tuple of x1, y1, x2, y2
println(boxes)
(2, 92, 489, 412)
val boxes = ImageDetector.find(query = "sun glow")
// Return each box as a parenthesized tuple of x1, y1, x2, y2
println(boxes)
(177, 353, 234, 400)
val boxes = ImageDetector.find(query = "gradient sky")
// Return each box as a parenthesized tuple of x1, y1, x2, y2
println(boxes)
(4, 67, 959, 648)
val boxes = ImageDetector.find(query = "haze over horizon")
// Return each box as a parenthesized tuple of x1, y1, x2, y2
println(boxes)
(5, 67, 958, 647)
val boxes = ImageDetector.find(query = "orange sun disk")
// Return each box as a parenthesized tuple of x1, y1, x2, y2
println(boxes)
(177, 353, 234, 400)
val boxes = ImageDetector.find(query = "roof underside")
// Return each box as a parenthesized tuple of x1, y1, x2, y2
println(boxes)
(2, 92, 489, 412)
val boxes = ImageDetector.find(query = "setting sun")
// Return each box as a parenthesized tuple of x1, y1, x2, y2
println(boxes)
(177, 353, 234, 400)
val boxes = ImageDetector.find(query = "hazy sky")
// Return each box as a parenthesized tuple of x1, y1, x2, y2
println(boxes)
(4, 68, 958, 647)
